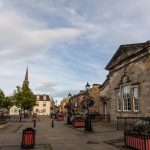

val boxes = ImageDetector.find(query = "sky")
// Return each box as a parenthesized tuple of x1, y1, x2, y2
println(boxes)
(0, 0, 150, 103)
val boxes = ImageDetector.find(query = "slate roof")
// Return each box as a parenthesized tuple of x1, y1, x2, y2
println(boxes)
(36, 94, 50, 101)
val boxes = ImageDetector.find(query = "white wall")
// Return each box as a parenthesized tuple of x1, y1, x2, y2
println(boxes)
(33, 101, 50, 115)
(9, 105, 20, 115)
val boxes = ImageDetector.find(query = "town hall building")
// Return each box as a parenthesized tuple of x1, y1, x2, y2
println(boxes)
(99, 40, 150, 122)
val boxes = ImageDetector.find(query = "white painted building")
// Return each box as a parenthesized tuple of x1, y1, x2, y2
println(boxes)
(9, 68, 55, 115)
(10, 105, 21, 115)
(33, 94, 55, 115)
(10, 94, 55, 115)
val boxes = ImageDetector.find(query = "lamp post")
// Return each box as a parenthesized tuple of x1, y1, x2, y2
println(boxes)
(84, 82, 93, 132)
(66, 93, 72, 125)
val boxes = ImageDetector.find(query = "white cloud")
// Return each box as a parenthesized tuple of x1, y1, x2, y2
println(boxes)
(0, 7, 81, 61)
(1, 0, 150, 102)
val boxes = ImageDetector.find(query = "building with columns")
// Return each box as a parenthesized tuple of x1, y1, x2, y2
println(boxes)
(99, 40, 150, 122)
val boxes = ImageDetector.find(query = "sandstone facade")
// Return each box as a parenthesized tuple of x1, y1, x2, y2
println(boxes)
(100, 41, 150, 121)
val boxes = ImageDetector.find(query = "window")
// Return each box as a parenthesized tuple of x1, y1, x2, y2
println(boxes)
(117, 91, 121, 111)
(43, 109, 46, 113)
(36, 109, 39, 112)
(43, 102, 46, 107)
(14, 108, 18, 113)
(133, 86, 139, 111)
(37, 95, 40, 100)
(122, 85, 131, 111)
(43, 95, 47, 100)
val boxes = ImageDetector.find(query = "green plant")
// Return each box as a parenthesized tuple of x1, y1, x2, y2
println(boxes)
(73, 115, 84, 122)
(127, 121, 150, 136)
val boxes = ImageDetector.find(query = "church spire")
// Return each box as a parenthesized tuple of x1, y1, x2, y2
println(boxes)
(25, 67, 28, 81)
(22, 67, 29, 88)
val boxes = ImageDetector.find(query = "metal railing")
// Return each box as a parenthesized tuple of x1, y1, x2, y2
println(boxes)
(90, 114, 110, 122)
(117, 117, 150, 130)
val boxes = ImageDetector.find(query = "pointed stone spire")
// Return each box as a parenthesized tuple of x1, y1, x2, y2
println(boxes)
(25, 67, 28, 81)
(22, 67, 29, 88)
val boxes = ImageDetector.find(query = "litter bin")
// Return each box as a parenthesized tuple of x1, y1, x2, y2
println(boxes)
(21, 128, 36, 149)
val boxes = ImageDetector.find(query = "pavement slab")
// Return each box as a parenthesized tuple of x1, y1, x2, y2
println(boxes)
(0, 116, 131, 150)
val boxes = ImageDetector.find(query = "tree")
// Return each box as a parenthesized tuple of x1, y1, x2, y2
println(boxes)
(13, 86, 36, 119)
(0, 89, 14, 114)
(0, 89, 5, 113)
(2, 96, 14, 113)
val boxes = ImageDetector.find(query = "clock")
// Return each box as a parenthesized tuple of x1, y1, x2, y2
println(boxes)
(122, 75, 128, 83)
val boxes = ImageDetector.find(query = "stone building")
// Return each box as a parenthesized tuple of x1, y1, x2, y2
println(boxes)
(60, 98, 69, 113)
(69, 84, 101, 113)
(89, 84, 101, 113)
(100, 41, 150, 121)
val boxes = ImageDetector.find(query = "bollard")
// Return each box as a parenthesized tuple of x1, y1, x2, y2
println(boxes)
(51, 119, 54, 128)
(33, 116, 36, 128)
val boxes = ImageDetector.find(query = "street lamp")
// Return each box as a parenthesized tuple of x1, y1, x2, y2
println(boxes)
(68, 93, 72, 99)
(65, 93, 72, 125)
(55, 100, 57, 106)
(84, 82, 93, 132)
(85, 82, 90, 90)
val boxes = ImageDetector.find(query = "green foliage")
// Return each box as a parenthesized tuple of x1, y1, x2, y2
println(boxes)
(73, 115, 85, 121)
(2, 96, 14, 109)
(0, 89, 14, 111)
(0, 89, 5, 108)
(127, 121, 150, 136)
(13, 86, 36, 111)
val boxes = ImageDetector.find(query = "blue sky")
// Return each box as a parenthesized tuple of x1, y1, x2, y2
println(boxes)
(0, 0, 150, 103)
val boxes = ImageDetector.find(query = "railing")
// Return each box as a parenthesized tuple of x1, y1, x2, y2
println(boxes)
(0, 115, 10, 121)
(117, 117, 150, 130)
(90, 114, 110, 122)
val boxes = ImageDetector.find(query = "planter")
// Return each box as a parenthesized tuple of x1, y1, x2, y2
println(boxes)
(57, 116, 64, 121)
(73, 121, 85, 128)
(124, 131, 150, 150)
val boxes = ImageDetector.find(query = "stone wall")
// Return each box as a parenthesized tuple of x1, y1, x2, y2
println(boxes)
(108, 55, 150, 121)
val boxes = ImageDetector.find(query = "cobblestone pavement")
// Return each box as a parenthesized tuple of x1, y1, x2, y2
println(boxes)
(0, 116, 130, 150)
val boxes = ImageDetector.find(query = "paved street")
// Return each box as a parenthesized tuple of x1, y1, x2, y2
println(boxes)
(0, 117, 128, 150)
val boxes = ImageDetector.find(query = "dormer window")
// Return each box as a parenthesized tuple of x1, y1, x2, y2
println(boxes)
(37, 95, 40, 100)
(43, 95, 47, 100)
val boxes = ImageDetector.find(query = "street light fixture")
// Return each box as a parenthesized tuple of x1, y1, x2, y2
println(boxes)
(84, 82, 93, 132)
(68, 93, 72, 99)
(65, 93, 72, 125)
(85, 82, 90, 90)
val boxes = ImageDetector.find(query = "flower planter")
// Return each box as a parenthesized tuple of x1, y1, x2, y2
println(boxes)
(124, 131, 150, 150)
(73, 121, 85, 128)
(57, 116, 64, 121)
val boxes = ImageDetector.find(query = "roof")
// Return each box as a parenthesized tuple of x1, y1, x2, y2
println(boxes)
(36, 94, 50, 101)
(105, 41, 150, 70)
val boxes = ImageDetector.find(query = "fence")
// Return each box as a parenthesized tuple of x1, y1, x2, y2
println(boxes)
(117, 117, 150, 130)
(0, 115, 10, 124)
(90, 114, 110, 122)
